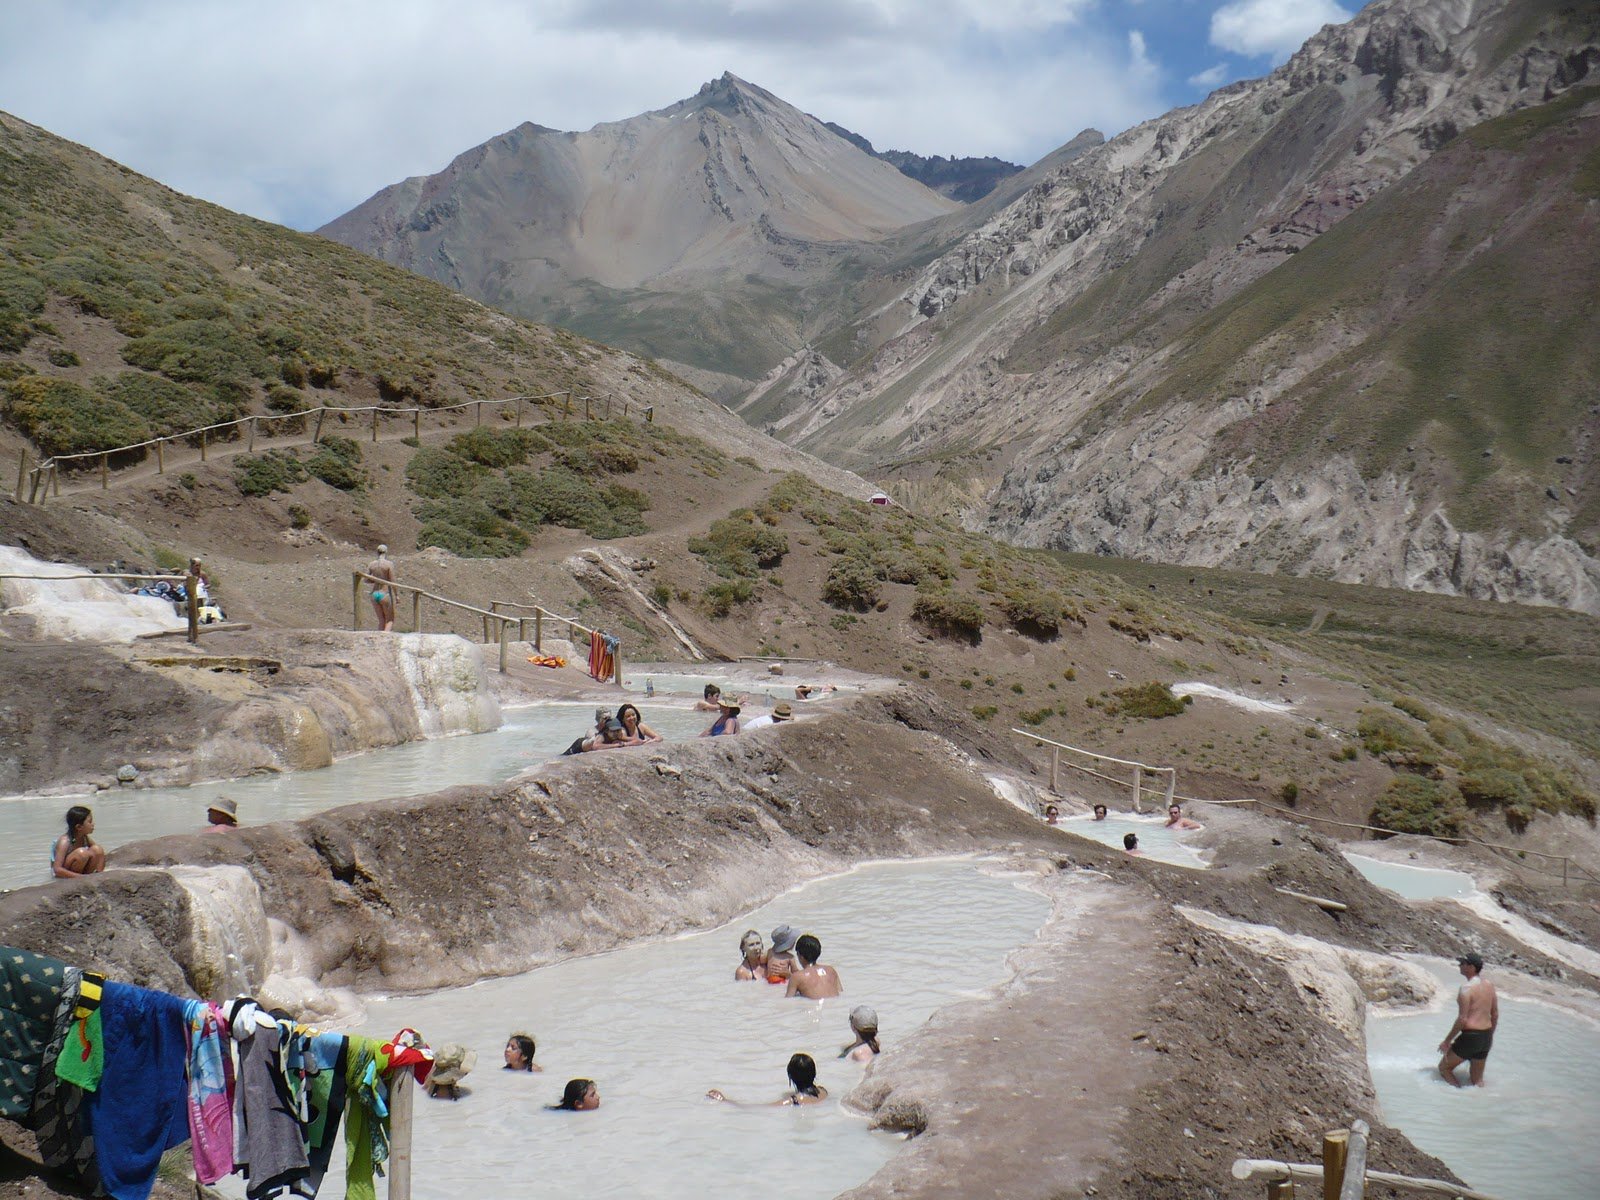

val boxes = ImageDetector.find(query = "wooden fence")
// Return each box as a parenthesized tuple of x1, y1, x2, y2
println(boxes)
(1010, 729, 1176, 812)
(1234, 1120, 1502, 1198)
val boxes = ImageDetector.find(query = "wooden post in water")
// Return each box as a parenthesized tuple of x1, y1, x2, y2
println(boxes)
(534, 607, 543, 651)
(185, 573, 200, 645)
(386, 1068, 414, 1200)
(352, 572, 363, 631)
(1337, 1122, 1370, 1200)
(1322, 1130, 1350, 1200)
(412, 589, 421, 634)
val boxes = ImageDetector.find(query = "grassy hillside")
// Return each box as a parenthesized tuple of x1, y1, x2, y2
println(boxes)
(1105, 86, 1600, 547)
(0, 110, 662, 464)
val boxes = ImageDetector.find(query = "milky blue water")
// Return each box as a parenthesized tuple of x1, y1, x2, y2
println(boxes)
(1344, 854, 1477, 900)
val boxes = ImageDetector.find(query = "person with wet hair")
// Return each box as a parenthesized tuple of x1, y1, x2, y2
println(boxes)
(1092, 804, 1109, 821)
(694, 683, 724, 712)
(52, 806, 106, 878)
(548, 1078, 600, 1110)
(707, 1053, 828, 1106)
(840, 1006, 881, 1063)
(503, 1033, 540, 1072)
(1165, 803, 1201, 830)
(616, 703, 662, 744)
(735, 930, 766, 981)
(1044, 804, 1060, 825)
(1123, 832, 1143, 856)
(786, 934, 842, 999)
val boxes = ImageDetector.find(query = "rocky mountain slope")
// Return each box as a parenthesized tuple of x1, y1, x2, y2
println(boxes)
(820, 121, 1024, 202)
(771, 0, 1600, 613)
(319, 74, 957, 381)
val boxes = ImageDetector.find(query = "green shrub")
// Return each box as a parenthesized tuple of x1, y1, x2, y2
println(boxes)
(1370, 777, 1467, 837)
(0, 267, 47, 352)
(1019, 707, 1054, 726)
(507, 467, 648, 537)
(689, 511, 789, 578)
(703, 578, 755, 617)
(1107, 682, 1188, 719)
(1458, 767, 1534, 811)
(999, 587, 1073, 640)
(304, 435, 365, 490)
(235, 450, 306, 496)
(415, 497, 531, 558)
(120, 318, 267, 400)
(909, 590, 984, 644)
(1280, 781, 1300, 806)
(46, 348, 80, 367)
(822, 559, 881, 611)
(1393, 695, 1436, 723)
(971, 705, 998, 721)
(1357, 711, 1438, 767)
(3, 375, 150, 457)
(407, 446, 486, 498)
(288, 504, 312, 529)
(177, 472, 197, 491)
(649, 584, 672, 607)
(98, 371, 237, 437)
(449, 427, 548, 469)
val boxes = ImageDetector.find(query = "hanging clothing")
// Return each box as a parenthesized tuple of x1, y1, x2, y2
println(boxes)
(588, 630, 618, 682)
(0, 945, 74, 1119)
(54, 970, 105, 1092)
(184, 1001, 235, 1186)
(29, 964, 100, 1192)
(343, 1037, 393, 1200)
(80, 981, 191, 1200)
(230, 1000, 310, 1200)
(302, 1033, 349, 1199)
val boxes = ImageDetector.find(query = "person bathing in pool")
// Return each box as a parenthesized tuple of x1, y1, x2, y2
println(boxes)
(548, 1078, 600, 1110)
(707, 1053, 827, 1106)
(764, 925, 800, 984)
(503, 1033, 541, 1072)
(616, 703, 662, 744)
(786, 934, 842, 999)
(839, 1006, 881, 1063)
(735, 930, 767, 981)
(1165, 803, 1201, 830)
(1092, 804, 1109, 821)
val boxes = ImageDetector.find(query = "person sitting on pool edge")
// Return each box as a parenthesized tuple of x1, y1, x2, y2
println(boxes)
(504, 1033, 541, 1072)
(53, 806, 106, 879)
(549, 1078, 600, 1110)
(1165, 803, 1201, 830)
(616, 703, 663, 744)
(1044, 804, 1060, 826)
(707, 1053, 827, 1106)
(765, 925, 800, 984)
(1123, 832, 1144, 856)
(839, 1006, 881, 1063)
(787, 934, 843, 999)
(735, 930, 767, 981)
(700, 698, 740, 738)
(1092, 804, 1109, 821)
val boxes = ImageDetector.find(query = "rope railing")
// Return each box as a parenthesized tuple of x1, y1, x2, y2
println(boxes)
(17, 389, 654, 504)
(355, 572, 621, 683)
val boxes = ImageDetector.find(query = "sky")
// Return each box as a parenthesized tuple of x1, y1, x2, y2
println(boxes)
(0, 0, 1361, 232)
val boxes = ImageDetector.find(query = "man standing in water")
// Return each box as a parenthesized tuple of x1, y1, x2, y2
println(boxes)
(786, 934, 843, 999)
(367, 545, 396, 632)
(1438, 952, 1498, 1087)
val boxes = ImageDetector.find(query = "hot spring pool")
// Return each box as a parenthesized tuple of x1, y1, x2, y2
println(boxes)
(220, 857, 1051, 1200)
(1343, 854, 1477, 900)
(1, 702, 710, 891)
(1366, 960, 1600, 1200)
(1059, 813, 1207, 868)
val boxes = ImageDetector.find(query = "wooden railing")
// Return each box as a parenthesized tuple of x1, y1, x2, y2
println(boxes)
(17, 389, 655, 503)
(1234, 1120, 1502, 1198)
(0, 568, 208, 643)
(1010, 729, 1176, 812)
(355, 573, 621, 683)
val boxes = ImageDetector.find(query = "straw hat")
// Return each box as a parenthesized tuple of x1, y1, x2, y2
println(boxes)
(206, 797, 238, 823)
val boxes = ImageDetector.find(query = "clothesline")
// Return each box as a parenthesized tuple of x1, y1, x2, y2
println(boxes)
(1, 945, 431, 1200)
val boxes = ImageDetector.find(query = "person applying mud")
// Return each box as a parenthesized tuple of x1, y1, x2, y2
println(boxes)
(52, 806, 106, 878)
(707, 1053, 827, 1106)
(735, 930, 767, 981)
(1438, 953, 1498, 1087)
(786, 934, 843, 999)
(367, 545, 396, 632)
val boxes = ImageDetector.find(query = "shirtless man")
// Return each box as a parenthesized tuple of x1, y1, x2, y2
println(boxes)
(786, 934, 843, 999)
(1166, 803, 1201, 830)
(1092, 804, 1108, 821)
(367, 545, 396, 632)
(1438, 953, 1498, 1087)
(1123, 832, 1144, 856)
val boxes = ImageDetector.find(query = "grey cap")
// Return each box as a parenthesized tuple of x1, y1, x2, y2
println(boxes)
(770, 924, 798, 954)
(603, 718, 624, 732)
(849, 1005, 878, 1032)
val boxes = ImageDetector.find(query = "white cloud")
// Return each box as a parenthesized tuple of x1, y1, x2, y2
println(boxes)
(1209, 0, 1351, 60)
(1128, 29, 1159, 81)
(0, 0, 1165, 230)
(1187, 62, 1229, 88)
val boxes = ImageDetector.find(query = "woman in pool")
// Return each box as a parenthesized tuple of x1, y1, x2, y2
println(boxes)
(616, 703, 663, 744)
(549, 1078, 600, 1110)
(839, 1006, 881, 1063)
(1044, 804, 1060, 826)
(503, 1033, 541, 1072)
(707, 1053, 827, 1106)
(735, 930, 767, 981)
(52, 806, 106, 879)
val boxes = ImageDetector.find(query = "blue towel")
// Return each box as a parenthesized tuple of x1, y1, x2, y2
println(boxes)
(81, 981, 192, 1200)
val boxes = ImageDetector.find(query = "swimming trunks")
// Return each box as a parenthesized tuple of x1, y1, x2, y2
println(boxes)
(1451, 1030, 1493, 1061)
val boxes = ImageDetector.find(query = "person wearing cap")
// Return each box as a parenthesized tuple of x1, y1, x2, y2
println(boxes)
(204, 797, 239, 832)
(765, 925, 800, 985)
(700, 698, 740, 738)
(840, 1006, 881, 1062)
(1438, 952, 1498, 1087)
(786, 934, 843, 999)
(742, 702, 794, 731)
(583, 717, 631, 752)
(734, 930, 767, 981)
(366, 545, 396, 632)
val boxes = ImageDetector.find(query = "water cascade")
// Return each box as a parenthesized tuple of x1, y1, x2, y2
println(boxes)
(0, 545, 185, 641)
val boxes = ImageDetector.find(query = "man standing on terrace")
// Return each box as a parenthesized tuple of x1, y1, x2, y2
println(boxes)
(1438, 952, 1498, 1087)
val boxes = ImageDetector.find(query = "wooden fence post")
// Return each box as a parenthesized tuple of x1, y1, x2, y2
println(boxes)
(186, 573, 200, 644)
(584, 395, 591, 419)
(1322, 1130, 1349, 1200)
(623, 402, 629, 419)
(386, 1069, 414, 1200)
(200, 428, 208, 462)
(1267, 1182, 1296, 1199)
(101, 453, 109, 490)
(52, 465, 60, 497)
(1050, 745, 1060, 792)
(605, 394, 612, 418)
(1337, 1121, 1370, 1200)
(156, 439, 165, 474)
(475, 401, 482, 427)
(248, 416, 258, 451)
(372, 408, 379, 442)
(1131, 766, 1142, 813)
(481, 613, 490, 643)
(499, 620, 510, 674)
(563, 394, 572, 418)
(519, 617, 527, 643)
(534, 607, 543, 651)
(13, 450, 26, 503)
(515, 397, 523, 428)
(313, 410, 326, 444)
(613, 643, 623, 687)
(1164, 768, 1176, 808)
(413, 409, 421, 441)
(412, 589, 421, 634)
(353, 572, 363, 631)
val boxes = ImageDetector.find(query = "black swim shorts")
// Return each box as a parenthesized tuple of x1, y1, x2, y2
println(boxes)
(1451, 1030, 1493, 1061)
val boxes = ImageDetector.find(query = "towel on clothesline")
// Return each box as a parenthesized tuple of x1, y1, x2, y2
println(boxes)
(0, 946, 73, 1119)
